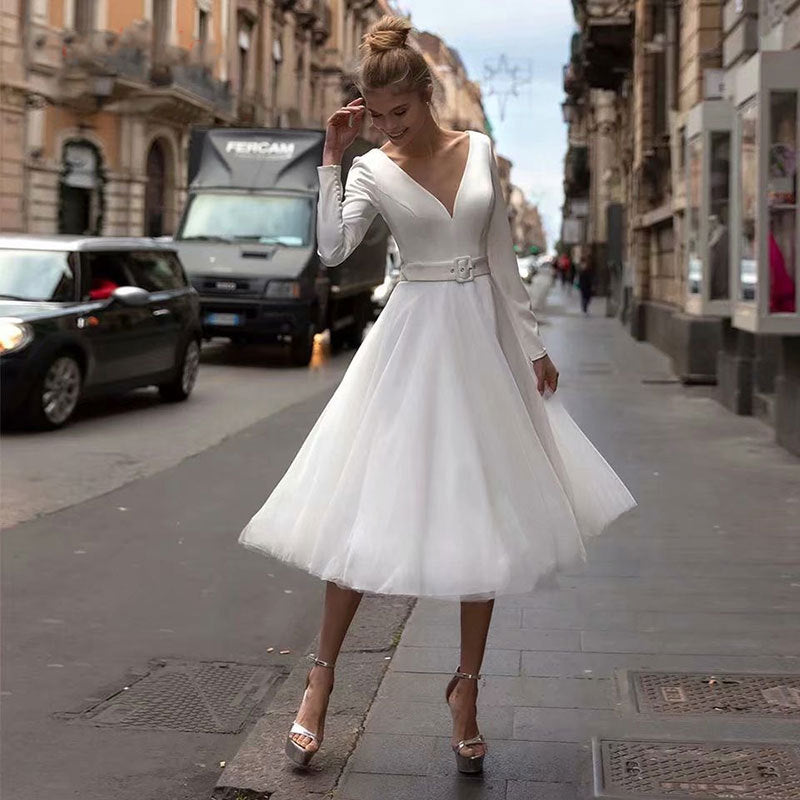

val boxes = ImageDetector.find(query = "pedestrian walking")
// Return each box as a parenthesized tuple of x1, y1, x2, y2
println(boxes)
(238, 14, 636, 776)
(578, 260, 594, 314)
(557, 251, 571, 288)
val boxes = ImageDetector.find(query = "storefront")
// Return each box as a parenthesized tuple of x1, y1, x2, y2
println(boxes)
(730, 50, 800, 334)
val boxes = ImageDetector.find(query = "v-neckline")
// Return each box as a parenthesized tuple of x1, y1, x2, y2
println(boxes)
(375, 130, 472, 221)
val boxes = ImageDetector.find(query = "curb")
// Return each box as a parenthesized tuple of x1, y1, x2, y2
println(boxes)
(213, 594, 415, 799)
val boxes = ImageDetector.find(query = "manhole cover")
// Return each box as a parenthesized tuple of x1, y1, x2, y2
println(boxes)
(68, 660, 279, 733)
(630, 672, 800, 717)
(593, 739, 800, 799)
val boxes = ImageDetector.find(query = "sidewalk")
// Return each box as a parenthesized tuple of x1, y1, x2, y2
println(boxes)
(334, 287, 800, 799)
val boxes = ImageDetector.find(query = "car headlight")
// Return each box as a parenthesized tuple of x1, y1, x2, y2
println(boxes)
(264, 280, 301, 299)
(0, 318, 33, 355)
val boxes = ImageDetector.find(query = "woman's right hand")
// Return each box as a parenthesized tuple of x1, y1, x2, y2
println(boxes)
(323, 98, 366, 162)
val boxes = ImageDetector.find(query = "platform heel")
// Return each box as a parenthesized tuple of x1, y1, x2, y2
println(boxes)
(445, 667, 487, 774)
(284, 654, 334, 767)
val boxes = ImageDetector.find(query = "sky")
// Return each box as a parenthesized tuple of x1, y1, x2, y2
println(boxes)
(397, 1, 576, 248)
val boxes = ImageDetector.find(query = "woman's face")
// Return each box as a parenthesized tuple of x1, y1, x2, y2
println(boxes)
(363, 86, 432, 148)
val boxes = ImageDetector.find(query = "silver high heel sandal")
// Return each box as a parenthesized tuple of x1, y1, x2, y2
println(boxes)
(284, 654, 335, 767)
(445, 667, 487, 774)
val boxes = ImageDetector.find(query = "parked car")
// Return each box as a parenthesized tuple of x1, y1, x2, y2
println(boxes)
(0, 235, 201, 430)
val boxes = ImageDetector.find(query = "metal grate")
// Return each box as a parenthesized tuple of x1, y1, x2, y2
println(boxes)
(75, 660, 279, 734)
(594, 739, 800, 799)
(630, 672, 800, 717)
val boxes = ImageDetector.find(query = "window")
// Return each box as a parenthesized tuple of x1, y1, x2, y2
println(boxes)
(709, 131, 731, 300)
(74, 0, 95, 34)
(238, 16, 253, 95)
(198, 8, 209, 60)
(0, 250, 75, 302)
(739, 99, 758, 302)
(767, 90, 797, 313)
(651, 0, 667, 139)
(687, 136, 702, 294)
(82, 252, 135, 301)
(179, 193, 313, 247)
(153, 0, 171, 56)
(126, 252, 187, 292)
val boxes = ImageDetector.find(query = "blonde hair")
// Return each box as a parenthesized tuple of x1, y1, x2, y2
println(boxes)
(354, 15, 433, 100)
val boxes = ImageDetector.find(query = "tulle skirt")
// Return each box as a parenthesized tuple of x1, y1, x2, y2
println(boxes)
(238, 275, 636, 600)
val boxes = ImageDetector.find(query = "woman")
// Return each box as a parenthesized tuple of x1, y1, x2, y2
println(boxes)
(238, 15, 636, 775)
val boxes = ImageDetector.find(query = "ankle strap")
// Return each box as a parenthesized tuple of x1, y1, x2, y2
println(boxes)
(454, 668, 482, 680)
(308, 653, 335, 669)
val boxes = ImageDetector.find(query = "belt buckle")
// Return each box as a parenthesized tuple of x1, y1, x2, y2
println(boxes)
(454, 256, 474, 283)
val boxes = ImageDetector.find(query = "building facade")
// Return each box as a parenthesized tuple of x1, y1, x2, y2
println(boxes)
(563, 0, 800, 456)
(1, 2, 547, 256)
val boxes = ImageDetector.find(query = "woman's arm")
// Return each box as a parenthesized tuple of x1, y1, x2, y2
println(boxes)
(485, 139, 547, 363)
(316, 155, 380, 266)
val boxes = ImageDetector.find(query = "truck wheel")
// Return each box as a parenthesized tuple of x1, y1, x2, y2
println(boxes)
(159, 338, 200, 402)
(289, 323, 314, 367)
(26, 353, 83, 430)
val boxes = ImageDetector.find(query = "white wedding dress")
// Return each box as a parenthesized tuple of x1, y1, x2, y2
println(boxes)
(238, 129, 636, 600)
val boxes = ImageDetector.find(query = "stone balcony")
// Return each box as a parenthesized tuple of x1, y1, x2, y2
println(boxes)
(54, 26, 233, 119)
(574, 0, 634, 90)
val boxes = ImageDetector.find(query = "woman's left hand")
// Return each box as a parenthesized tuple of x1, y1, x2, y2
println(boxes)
(532, 354, 559, 396)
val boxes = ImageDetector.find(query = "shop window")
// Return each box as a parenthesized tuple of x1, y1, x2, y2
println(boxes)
(739, 99, 758, 303)
(767, 91, 797, 313)
(687, 136, 702, 295)
(709, 131, 731, 300)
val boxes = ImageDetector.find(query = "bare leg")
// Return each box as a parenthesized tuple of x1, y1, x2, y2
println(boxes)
(290, 581, 363, 751)
(447, 599, 494, 758)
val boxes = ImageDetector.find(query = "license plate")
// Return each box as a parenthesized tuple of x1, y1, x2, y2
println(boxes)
(206, 312, 241, 326)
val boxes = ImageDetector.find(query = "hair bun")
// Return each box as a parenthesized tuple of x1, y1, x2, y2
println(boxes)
(362, 16, 411, 54)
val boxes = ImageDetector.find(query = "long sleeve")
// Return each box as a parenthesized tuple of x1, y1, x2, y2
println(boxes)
(315, 155, 380, 266)
(486, 142, 547, 362)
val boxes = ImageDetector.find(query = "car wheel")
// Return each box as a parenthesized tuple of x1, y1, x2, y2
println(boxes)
(289, 323, 314, 367)
(159, 338, 200, 402)
(27, 353, 83, 430)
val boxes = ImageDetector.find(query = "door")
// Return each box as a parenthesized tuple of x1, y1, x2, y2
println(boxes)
(144, 140, 167, 237)
(81, 251, 162, 385)
(125, 250, 192, 373)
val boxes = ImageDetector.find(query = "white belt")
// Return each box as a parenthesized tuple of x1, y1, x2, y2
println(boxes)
(399, 254, 490, 283)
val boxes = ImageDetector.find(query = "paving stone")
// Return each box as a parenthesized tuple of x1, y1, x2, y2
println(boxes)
(401, 624, 579, 652)
(410, 603, 522, 630)
(391, 646, 522, 676)
(336, 772, 507, 800)
(504, 588, 800, 614)
(520, 608, 636, 631)
(505, 781, 579, 800)
(511, 706, 800, 744)
(364, 698, 514, 739)
(580, 629, 800, 656)
(346, 732, 438, 776)
(521, 650, 800, 679)
(376, 672, 612, 710)
(427, 737, 584, 782)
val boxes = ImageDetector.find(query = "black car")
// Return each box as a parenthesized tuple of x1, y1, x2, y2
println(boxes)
(0, 235, 202, 429)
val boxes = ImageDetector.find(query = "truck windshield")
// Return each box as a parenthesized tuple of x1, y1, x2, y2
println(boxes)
(0, 249, 75, 301)
(179, 193, 312, 246)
